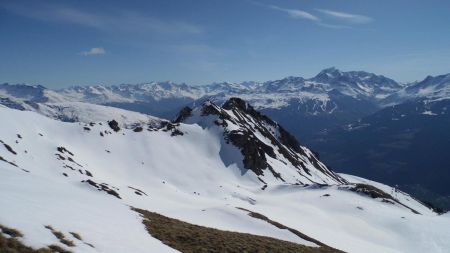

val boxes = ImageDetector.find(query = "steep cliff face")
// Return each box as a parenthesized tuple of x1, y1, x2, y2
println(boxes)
(181, 98, 346, 185)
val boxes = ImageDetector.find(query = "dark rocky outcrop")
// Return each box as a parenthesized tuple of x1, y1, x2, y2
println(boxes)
(350, 184, 393, 199)
(128, 186, 148, 196)
(82, 179, 121, 199)
(173, 106, 192, 123)
(188, 98, 346, 184)
(0, 140, 17, 155)
(57, 147, 74, 156)
(0, 155, 18, 167)
(107, 120, 120, 132)
(227, 131, 276, 177)
(160, 122, 184, 136)
(348, 183, 421, 214)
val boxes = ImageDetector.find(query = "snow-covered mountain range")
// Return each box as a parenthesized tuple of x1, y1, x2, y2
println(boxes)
(3, 68, 449, 115)
(51, 67, 402, 106)
(0, 67, 404, 112)
(0, 67, 417, 141)
(1, 97, 449, 253)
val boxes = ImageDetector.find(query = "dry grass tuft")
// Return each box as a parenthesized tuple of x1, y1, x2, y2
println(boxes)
(69, 232, 82, 241)
(44, 225, 75, 247)
(0, 224, 73, 253)
(47, 244, 73, 253)
(0, 224, 24, 238)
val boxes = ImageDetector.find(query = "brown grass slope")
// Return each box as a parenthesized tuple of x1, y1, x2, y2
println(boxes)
(134, 208, 345, 253)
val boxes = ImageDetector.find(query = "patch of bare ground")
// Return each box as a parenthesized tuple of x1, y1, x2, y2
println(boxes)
(0, 224, 72, 253)
(69, 232, 95, 248)
(44, 225, 75, 247)
(0, 225, 23, 238)
(82, 179, 121, 199)
(133, 208, 345, 253)
(0, 140, 17, 155)
(236, 207, 334, 248)
(68, 232, 81, 241)
(349, 184, 421, 214)
(0, 155, 18, 167)
(47, 244, 73, 253)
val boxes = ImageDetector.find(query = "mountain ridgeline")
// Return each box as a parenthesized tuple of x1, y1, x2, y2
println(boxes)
(178, 97, 346, 185)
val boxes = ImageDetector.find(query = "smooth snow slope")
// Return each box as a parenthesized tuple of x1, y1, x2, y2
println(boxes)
(0, 106, 449, 253)
(36, 101, 164, 127)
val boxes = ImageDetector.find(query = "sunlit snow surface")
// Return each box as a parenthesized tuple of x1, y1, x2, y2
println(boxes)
(0, 106, 449, 253)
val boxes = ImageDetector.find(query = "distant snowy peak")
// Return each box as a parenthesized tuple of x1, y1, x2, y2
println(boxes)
(206, 81, 258, 92)
(313, 67, 398, 86)
(403, 73, 450, 100)
(58, 81, 205, 103)
(313, 67, 345, 81)
(309, 67, 402, 99)
(0, 83, 69, 105)
(383, 73, 450, 105)
(181, 97, 347, 185)
(261, 76, 307, 92)
(0, 83, 48, 103)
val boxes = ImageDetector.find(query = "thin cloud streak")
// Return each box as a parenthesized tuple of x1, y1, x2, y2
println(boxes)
(269, 5, 319, 21)
(317, 9, 373, 24)
(256, 2, 361, 29)
(317, 23, 351, 29)
(2, 2, 204, 36)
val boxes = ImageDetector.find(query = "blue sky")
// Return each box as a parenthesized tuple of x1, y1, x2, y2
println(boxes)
(1, 0, 449, 88)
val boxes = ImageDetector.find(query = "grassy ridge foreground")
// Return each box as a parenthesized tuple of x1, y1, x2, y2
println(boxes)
(1, 209, 345, 253)
(134, 208, 345, 253)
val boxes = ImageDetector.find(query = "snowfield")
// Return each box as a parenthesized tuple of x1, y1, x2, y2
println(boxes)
(1, 104, 450, 253)
(36, 101, 164, 127)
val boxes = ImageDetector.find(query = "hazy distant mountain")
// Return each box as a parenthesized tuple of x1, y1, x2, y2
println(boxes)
(256, 67, 402, 139)
(383, 73, 450, 105)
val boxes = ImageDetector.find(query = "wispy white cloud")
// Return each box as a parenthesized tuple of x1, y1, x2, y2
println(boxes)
(317, 9, 373, 24)
(317, 23, 350, 29)
(80, 47, 106, 56)
(269, 5, 319, 21)
(250, 1, 372, 29)
(2, 2, 203, 36)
